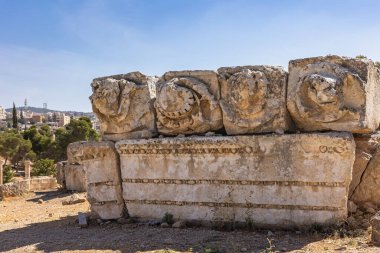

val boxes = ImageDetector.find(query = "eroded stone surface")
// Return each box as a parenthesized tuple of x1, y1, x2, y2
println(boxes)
(351, 145, 380, 206)
(370, 212, 380, 246)
(154, 70, 222, 135)
(349, 133, 380, 198)
(90, 72, 157, 141)
(64, 164, 87, 192)
(287, 55, 380, 133)
(67, 141, 124, 219)
(116, 133, 354, 227)
(218, 66, 293, 135)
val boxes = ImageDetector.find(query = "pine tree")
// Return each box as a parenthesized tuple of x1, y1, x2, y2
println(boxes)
(12, 102, 18, 131)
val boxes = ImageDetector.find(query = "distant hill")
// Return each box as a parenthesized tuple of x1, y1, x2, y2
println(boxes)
(5, 106, 92, 116)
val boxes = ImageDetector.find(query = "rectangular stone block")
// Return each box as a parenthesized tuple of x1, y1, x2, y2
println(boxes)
(63, 164, 87, 192)
(29, 176, 57, 191)
(218, 66, 293, 134)
(287, 55, 380, 133)
(67, 141, 125, 220)
(116, 133, 355, 227)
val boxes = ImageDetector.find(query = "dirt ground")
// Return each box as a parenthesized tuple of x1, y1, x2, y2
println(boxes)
(0, 190, 378, 253)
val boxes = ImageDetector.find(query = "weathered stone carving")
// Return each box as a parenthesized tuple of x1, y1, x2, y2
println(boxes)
(115, 133, 354, 227)
(90, 72, 157, 141)
(348, 133, 380, 198)
(67, 141, 125, 219)
(218, 66, 293, 134)
(154, 70, 222, 135)
(287, 55, 380, 133)
(351, 144, 380, 206)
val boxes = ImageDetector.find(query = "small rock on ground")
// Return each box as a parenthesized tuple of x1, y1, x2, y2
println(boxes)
(78, 212, 88, 228)
(160, 222, 170, 228)
(62, 193, 86, 205)
(172, 220, 186, 228)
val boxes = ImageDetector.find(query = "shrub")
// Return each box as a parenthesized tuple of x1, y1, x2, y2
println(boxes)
(3, 165, 15, 183)
(162, 212, 174, 225)
(31, 159, 56, 177)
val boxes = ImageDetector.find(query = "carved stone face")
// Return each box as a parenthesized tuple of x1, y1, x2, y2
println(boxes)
(228, 69, 268, 115)
(90, 78, 121, 116)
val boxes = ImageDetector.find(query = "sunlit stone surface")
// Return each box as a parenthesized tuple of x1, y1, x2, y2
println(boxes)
(90, 72, 157, 141)
(218, 65, 293, 135)
(287, 55, 380, 133)
(154, 70, 223, 135)
(116, 133, 354, 227)
(67, 141, 124, 219)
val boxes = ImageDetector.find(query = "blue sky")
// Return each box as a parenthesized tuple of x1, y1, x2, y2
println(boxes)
(0, 0, 379, 112)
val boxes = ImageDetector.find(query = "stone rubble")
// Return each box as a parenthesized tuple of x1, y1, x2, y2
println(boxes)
(371, 211, 380, 246)
(62, 193, 86, 205)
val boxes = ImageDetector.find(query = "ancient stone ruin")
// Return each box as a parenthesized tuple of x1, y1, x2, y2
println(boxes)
(66, 55, 380, 228)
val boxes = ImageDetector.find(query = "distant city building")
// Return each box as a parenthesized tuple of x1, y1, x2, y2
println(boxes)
(56, 113, 71, 127)
(0, 106, 6, 120)
(0, 121, 6, 128)
(21, 110, 34, 119)
(32, 115, 44, 123)
(92, 117, 100, 131)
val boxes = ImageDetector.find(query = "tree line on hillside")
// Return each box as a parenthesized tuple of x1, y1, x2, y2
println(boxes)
(0, 116, 99, 183)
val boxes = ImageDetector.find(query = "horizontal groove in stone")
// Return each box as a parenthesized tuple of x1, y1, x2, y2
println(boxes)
(122, 178, 346, 187)
(124, 199, 343, 211)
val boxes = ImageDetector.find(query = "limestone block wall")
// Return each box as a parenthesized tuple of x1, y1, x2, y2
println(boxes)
(65, 54, 380, 227)
(0, 177, 56, 199)
(29, 176, 57, 191)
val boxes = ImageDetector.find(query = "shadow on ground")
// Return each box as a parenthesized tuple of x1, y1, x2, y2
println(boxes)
(26, 190, 75, 203)
(0, 215, 327, 253)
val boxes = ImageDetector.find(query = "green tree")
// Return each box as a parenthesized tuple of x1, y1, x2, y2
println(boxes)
(12, 102, 18, 130)
(0, 130, 35, 167)
(39, 124, 53, 138)
(23, 125, 54, 160)
(3, 165, 15, 183)
(54, 117, 99, 161)
(31, 158, 56, 176)
(356, 55, 367, 59)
